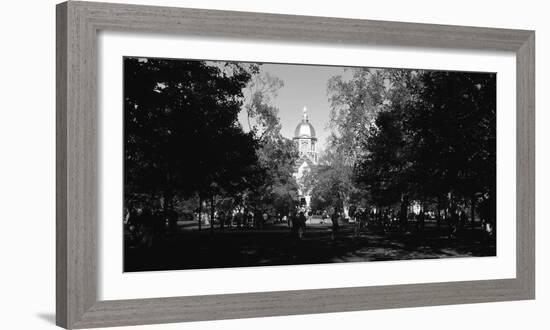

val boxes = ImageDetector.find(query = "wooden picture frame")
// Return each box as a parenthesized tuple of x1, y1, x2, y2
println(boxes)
(56, 1, 535, 328)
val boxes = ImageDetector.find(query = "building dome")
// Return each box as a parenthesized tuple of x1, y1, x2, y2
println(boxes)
(294, 121, 316, 138)
(294, 107, 316, 138)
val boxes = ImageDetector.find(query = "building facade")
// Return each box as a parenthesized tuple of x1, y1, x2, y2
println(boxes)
(292, 107, 318, 209)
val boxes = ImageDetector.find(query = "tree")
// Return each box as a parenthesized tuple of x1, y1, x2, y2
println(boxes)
(302, 148, 357, 217)
(241, 71, 300, 218)
(327, 68, 389, 162)
(327, 66, 496, 229)
(403, 71, 496, 223)
(326, 68, 421, 218)
(352, 69, 496, 227)
(124, 58, 259, 227)
(354, 109, 409, 209)
(243, 72, 284, 137)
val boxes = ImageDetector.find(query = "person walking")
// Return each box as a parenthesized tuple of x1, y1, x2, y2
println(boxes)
(290, 211, 305, 240)
(331, 210, 340, 241)
(298, 211, 306, 239)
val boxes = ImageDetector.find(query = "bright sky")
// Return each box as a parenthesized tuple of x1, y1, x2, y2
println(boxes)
(238, 63, 346, 151)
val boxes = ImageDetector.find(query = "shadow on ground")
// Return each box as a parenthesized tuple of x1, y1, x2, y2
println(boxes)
(36, 313, 55, 325)
(125, 223, 495, 272)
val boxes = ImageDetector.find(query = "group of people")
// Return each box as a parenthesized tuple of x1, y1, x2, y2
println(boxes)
(288, 211, 307, 240)
(348, 204, 496, 240)
(124, 207, 360, 248)
(286, 209, 343, 241)
(221, 209, 271, 229)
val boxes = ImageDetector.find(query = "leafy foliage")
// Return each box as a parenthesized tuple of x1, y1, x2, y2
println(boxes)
(124, 58, 259, 209)
(326, 67, 496, 225)
(124, 59, 299, 224)
(242, 72, 300, 215)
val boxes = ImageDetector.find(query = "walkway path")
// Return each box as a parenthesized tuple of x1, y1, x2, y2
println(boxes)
(125, 220, 495, 272)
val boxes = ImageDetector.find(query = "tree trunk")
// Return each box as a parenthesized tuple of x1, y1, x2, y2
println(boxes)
(342, 195, 350, 220)
(198, 195, 202, 231)
(436, 197, 441, 228)
(470, 195, 476, 228)
(210, 195, 215, 233)
(400, 194, 409, 230)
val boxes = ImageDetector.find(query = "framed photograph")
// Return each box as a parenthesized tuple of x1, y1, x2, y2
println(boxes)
(56, 1, 535, 328)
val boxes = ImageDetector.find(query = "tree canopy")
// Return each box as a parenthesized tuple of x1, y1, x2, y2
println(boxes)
(326, 68, 496, 225)
(124, 58, 299, 225)
(124, 58, 260, 210)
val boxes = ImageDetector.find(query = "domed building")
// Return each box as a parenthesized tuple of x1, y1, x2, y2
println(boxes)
(293, 107, 318, 209)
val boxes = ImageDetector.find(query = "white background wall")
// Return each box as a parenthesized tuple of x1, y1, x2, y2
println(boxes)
(0, 0, 547, 329)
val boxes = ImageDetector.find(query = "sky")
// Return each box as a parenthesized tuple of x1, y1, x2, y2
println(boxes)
(238, 62, 346, 151)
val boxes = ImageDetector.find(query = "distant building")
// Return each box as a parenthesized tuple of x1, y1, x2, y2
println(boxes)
(292, 107, 318, 209)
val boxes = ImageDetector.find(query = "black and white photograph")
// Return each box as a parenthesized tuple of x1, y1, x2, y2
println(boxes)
(123, 57, 497, 272)
(3, 0, 547, 329)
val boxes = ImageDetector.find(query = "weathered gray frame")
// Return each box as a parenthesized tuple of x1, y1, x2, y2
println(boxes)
(56, 1, 535, 328)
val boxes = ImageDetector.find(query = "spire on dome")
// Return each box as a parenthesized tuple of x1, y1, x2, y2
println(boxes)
(303, 106, 308, 121)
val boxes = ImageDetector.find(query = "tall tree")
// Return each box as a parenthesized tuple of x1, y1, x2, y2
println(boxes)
(327, 68, 389, 162)
(124, 58, 259, 219)
(242, 71, 300, 217)
(352, 69, 496, 226)
(325, 68, 421, 216)
(403, 71, 496, 222)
